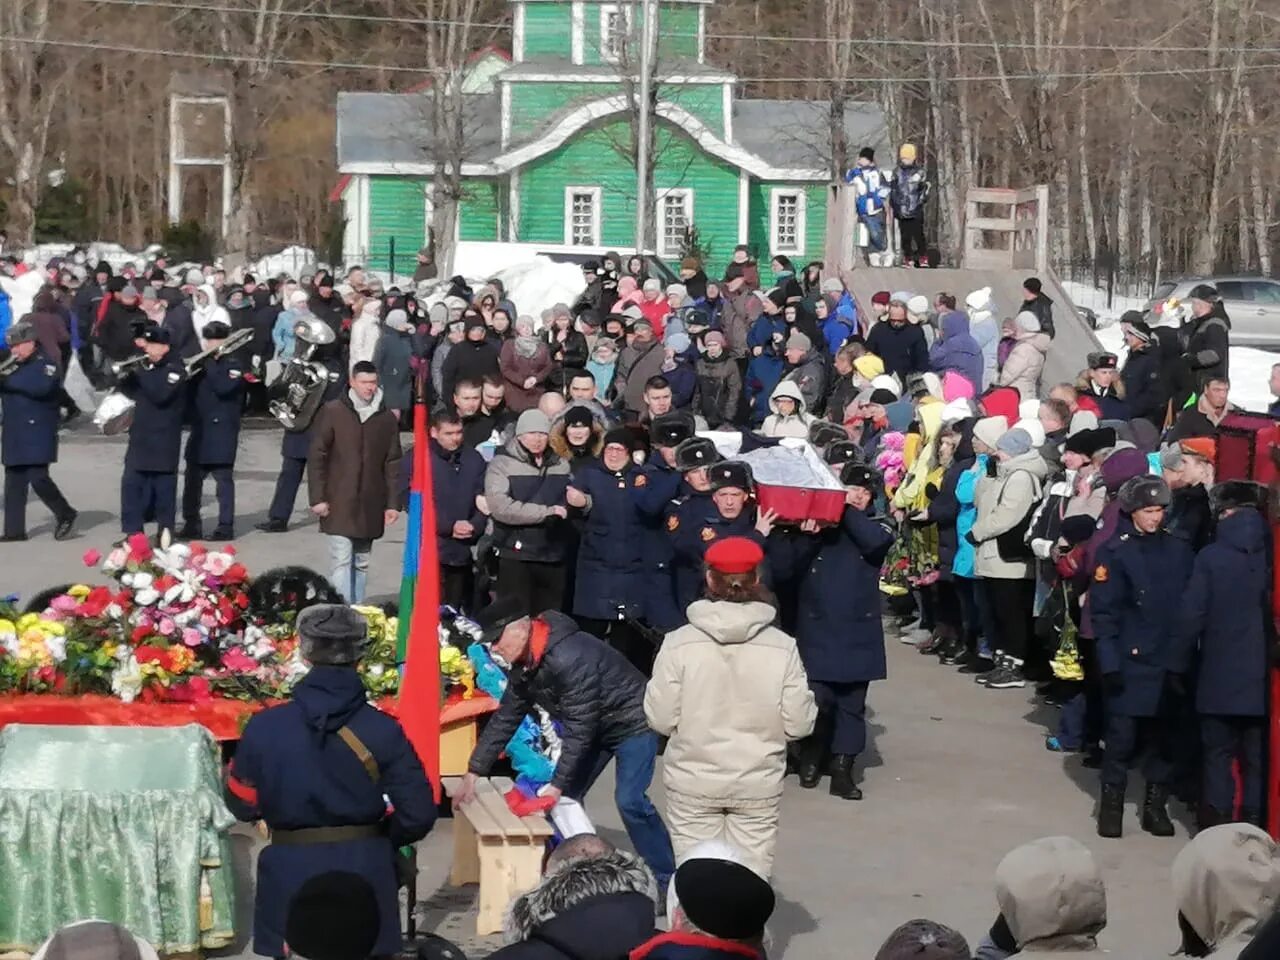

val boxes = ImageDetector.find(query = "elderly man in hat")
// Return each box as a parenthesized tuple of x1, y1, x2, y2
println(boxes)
(456, 597, 676, 891)
(636, 841, 774, 959)
(1091, 475, 1196, 839)
(118, 324, 187, 539)
(0, 321, 77, 541)
(485, 408, 577, 615)
(225, 604, 435, 959)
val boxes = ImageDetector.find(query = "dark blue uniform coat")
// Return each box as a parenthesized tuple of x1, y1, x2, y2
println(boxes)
(632, 460, 684, 630)
(1176, 507, 1271, 717)
(1, 351, 60, 466)
(189, 356, 244, 465)
(574, 459, 647, 620)
(669, 489, 714, 613)
(430, 439, 486, 568)
(786, 505, 894, 682)
(1091, 526, 1195, 717)
(123, 356, 188, 472)
(225, 666, 435, 957)
(669, 502, 766, 611)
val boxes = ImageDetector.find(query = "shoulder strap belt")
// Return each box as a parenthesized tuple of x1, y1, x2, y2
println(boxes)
(336, 724, 381, 783)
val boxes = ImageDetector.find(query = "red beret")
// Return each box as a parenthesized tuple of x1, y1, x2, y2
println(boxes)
(871, 291, 891, 305)
(705, 536, 764, 574)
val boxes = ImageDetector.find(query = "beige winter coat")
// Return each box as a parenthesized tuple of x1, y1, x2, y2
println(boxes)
(970, 449, 1049, 579)
(1172, 824, 1280, 960)
(997, 836, 1106, 956)
(998, 331, 1051, 402)
(645, 600, 817, 801)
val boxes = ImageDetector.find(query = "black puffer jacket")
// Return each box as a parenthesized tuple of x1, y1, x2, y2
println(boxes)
(468, 612, 650, 791)
(488, 851, 656, 960)
(1180, 302, 1231, 393)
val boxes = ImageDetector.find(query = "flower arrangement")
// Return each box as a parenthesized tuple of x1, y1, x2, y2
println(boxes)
(0, 537, 477, 707)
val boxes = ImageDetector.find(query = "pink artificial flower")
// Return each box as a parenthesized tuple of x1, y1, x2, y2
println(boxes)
(202, 553, 233, 577)
(221, 648, 258, 672)
(200, 613, 218, 629)
(82, 548, 102, 567)
(50, 595, 79, 614)
(157, 618, 176, 636)
(181, 627, 202, 647)
(126, 533, 152, 562)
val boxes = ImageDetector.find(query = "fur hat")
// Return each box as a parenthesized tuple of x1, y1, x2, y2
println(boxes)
(874, 920, 970, 960)
(1063, 428, 1116, 459)
(674, 436, 722, 471)
(297, 604, 369, 665)
(808, 420, 848, 449)
(1209, 480, 1268, 516)
(1117, 474, 1171, 513)
(5, 321, 36, 346)
(505, 851, 656, 944)
(708, 460, 753, 493)
(284, 871, 380, 960)
(824, 440, 863, 468)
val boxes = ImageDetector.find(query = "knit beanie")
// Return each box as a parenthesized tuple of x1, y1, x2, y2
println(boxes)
(853, 355, 885, 381)
(997, 428, 1033, 457)
(1015, 311, 1040, 334)
(972, 416, 1008, 451)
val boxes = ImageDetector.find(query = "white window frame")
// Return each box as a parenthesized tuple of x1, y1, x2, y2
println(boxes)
(769, 187, 806, 256)
(598, 3, 632, 63)
(656, 188, 694, 258)
(564, 185, 602, 247)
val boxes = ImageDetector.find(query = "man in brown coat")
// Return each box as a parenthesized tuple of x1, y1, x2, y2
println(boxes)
(307, 360, 402, 602)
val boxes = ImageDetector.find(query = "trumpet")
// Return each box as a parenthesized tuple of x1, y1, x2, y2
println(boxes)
(0, 354, 20, 378)
(110, 354, 150, 378)
(186, 327, 254, 374)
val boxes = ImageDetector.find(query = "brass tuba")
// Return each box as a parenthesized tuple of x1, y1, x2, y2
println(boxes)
(268, 317, 338, 431)
(185, 326, 254, 374)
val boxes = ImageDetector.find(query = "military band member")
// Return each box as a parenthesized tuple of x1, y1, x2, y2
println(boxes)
(180, 321, 245, 541)
(120, 324, 187, 540)
(0, 321, 77, 542)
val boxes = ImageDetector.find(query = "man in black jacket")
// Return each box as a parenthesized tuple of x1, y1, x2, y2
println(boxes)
(1021, 277, 1056, 339)
(428, 410, 485, 610)
(1178, 284, 1231, 405)
(457, 602, 676, 889)
(1119, 314, 1167, 428)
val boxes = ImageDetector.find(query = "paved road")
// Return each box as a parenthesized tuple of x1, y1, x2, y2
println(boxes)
(5, 425, 1191, 959)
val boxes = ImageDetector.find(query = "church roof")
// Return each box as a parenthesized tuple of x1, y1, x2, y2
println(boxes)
(732, 99, 890, 173)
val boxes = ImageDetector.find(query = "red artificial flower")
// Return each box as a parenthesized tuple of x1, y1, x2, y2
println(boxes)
(233, 592, 250, 610)
(134, 645, 166, 665)
(167, 676, 213, 704)
(223, 545, 237, 556)
(34, 665, 57, 684)
(78, 586, 113, 617)
(130, 624, 151, 644)
(126, 533, 152, 563)
(82, 548, 102, 567)
(224, 563, 249, 584)
(138, 686, 159, 704)
(155, 574, 177, 592)
(221, 648, 258, 673)
(53, 672, 69, 693)
(189, 543, 207, 558)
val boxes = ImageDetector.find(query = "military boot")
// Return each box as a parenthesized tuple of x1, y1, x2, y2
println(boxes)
(1096, 784, 1125, 838)
(829, 754, 862, 800)
(1141, 783, 1176, 837)
(797, 734, 825, 789)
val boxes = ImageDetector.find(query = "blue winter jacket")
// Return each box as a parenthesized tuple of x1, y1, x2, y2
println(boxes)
(929, 310, 984, 394)
(1176, 507, 1271, 716)
(745, 315, 786, 424)
(574, 459, 648, 621)
(952, 456, 987, 578)
(0, 288, 11, 342)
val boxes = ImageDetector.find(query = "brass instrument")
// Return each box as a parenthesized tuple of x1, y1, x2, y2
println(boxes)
(185, 326, 254, 374)
(268, 317, 338, 431)
(109, 354, 149, 378)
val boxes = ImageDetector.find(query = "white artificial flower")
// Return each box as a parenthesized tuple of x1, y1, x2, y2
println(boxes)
(46, 634, 67, 662)
(135, 588, 159, 606)
(131, 572, 154, 590)
(110, 657, 144, 703)
(368, 663, 385, 678)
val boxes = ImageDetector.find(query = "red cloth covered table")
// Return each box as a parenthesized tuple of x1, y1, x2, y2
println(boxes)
(0, 690, 497, 741)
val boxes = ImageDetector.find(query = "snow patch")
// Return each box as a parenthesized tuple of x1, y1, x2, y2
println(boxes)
(248, 245, 317, 278)
(0, 271, 48, 322)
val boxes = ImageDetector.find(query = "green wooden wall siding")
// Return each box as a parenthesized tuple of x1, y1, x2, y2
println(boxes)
(522, 2, 571, 59)
(508, 83, 725, 142)
(367, 176, 427, 271)
(746, 180, 828, 270)
(518, 2, 702, 67)
(516, 118, 740, 276)
(459, 180, 501, 241)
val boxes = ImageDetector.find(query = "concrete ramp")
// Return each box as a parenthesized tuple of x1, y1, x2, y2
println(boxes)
(842, 267, 1101, 389)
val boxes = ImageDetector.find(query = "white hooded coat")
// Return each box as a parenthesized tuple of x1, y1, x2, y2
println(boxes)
(1172, 824, 1280, 960)
(191, 283, 230, 342)
(645, 599, 817, 801)
(996, 836, 1106, 957)
(760, 378, 817, 439)
(349, 301, 382, 371)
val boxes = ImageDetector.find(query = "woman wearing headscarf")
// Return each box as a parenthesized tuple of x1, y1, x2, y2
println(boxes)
(498, 315, 552, 412)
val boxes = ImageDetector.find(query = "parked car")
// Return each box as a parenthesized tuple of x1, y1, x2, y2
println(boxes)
(1143, 275, 1280, 346)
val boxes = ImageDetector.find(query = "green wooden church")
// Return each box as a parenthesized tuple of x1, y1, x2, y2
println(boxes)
(334, 0, 888, 277)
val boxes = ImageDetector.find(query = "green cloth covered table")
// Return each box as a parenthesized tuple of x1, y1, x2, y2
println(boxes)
(0, 723, 236, 955)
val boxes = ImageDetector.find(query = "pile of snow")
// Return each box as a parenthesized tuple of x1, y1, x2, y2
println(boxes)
(492, 259, 586, 320)
(249, 245, 317, 278)
(0, 271, 48, 322)
(23, 241, 159, 271)
(1060, 279, 1149, 327)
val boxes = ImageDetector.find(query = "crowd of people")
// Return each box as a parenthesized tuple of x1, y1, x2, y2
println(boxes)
(1, 235, 1278, 958)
